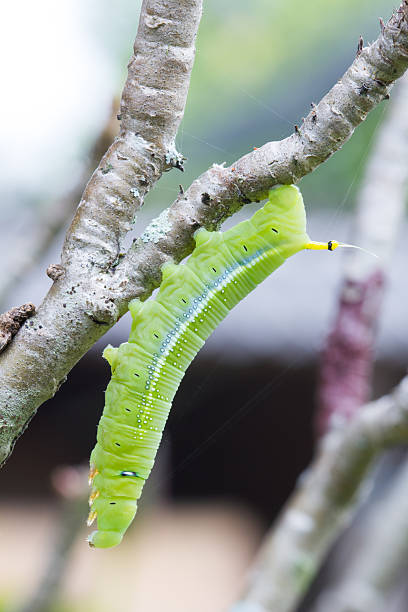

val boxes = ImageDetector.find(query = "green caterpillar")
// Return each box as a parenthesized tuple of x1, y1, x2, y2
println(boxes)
(88, 184, 341, 548)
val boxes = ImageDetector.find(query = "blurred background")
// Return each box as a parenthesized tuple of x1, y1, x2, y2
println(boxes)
(0, 1, 406, 611)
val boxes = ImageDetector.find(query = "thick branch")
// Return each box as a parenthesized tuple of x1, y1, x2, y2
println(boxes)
(229, 376, 408, 612)
(1, 3, 408, 467)
(0, 0, 203, 466)
(63, 0, 202, 270)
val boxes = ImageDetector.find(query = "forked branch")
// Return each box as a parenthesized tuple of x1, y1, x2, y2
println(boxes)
(1, 3, 408, 467)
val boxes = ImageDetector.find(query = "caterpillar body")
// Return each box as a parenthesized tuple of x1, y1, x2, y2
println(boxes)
(88, 184, 341, 548)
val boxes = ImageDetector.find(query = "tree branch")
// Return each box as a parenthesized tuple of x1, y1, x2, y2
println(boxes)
(63, 0, 202, 271)
(1, 3, 408, 467)
(0, 0, 203, 466)
(117, 2, 408, 300)
(229, 376, 408, 612)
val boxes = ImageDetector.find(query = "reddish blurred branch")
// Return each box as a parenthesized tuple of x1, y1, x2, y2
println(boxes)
(316, 73, 408, 434)
(1, 2, 408, 467)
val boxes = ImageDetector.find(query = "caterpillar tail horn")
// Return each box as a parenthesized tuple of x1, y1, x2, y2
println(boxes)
(305, 240, 378, 258)
(305, 240, 340, 251)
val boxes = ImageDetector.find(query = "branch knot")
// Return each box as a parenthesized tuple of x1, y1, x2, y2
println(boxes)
(0, 303, 36, 354)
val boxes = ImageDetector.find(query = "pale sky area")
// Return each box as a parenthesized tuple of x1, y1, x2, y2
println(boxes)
(0, 0, 139, 199)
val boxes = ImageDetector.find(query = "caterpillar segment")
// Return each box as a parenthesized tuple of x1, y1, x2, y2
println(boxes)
(88, 184, 342, 548)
